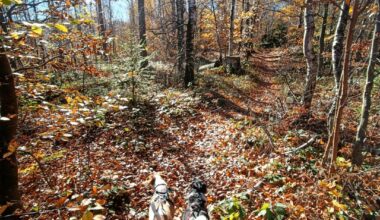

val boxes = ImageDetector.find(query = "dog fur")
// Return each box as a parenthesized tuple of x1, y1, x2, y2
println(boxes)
(148, 172, 175, 220)
(181, 178, 209, 220)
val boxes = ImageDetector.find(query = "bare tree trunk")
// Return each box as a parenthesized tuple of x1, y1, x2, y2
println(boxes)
(327, 0, 349, 134)
(176, 0, 185, 75)
(0, 54, 20, 216)
(352, 0, 380, 165)
(317, 3, 328, 77)
(210, 0, 223, 61)
(184, 0, 196, 87)
(323, 0, 360, 173)
(302, 0, 317, 110)
(108, 0, 116, 56)
(332, 0, 349, 87)
(237, 0, 245, 53)
(96, 0, 107, 55)
(138, 0, 148, 67)
(228, 0, 236, 56)
(130, 0, 136, 30)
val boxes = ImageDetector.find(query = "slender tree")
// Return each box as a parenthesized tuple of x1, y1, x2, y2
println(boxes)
(184, 0, 197, 87)
(210, 0, 223, 61)
(352, 0, 380, 165)
(228, 0, 236, 56)
(331, 0, 349, 87)
(327, 0, 349, 135)
(138, 0, 148, 67)
(96, 0, 107, 55)
(176, 0, 185, 75)
(0, 54, 20, 216)
(323, 0, 360, 172)
(302, 0, 317, 110)
(317, 3, 328, 77)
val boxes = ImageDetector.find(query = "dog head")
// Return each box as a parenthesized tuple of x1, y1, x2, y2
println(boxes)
(148, 172, 175, 220)
(183, 178, 209, 220)
(190, 178, 207, 194)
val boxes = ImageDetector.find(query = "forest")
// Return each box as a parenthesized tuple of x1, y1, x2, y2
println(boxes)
(0, 0, 379, 219)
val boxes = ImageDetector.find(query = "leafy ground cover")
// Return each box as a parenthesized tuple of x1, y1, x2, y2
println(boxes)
(15, 49, 380, 219)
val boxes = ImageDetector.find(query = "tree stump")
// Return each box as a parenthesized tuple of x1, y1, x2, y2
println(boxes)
(225, 56, 241, 74)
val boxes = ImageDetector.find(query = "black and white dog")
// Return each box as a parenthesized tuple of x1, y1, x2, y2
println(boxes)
(182, 178, 209, 220)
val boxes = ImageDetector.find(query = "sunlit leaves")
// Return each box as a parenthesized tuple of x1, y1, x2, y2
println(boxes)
(54, 23, 69, 33)
(332, 200, 347, 211)
(81, 210, 93, 220)
(0, 0, 22, 6)
(336, 157, 352, 168)
(31, 25, 43, 35)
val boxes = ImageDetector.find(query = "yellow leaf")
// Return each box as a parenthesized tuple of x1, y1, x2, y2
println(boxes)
(31, 25, 43, 35)
(54, 23, 68, 33)
(336, 157, 351, 168)
(332, 200, 347, 211)
(66, 96, 72, 104)
(10, 32, 19, 39)
(329, 189, 342, 198)
(81, 210, 93, 220)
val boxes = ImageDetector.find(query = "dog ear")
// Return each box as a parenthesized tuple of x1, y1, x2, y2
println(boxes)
(144, 174, 156, 187)
(191, 178, 207, 194)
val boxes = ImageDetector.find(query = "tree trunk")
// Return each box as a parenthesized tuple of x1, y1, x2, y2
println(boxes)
(352, 0, 380, 165)
(228, 0, 236, 56)
(96, 0, 107, 55)
(130, 0, 136, 30)
(138, 0, 148, 67)
(331, 0, 349, 87)
(0, 54, 20, 216)
(327, 0, 349, 134)
(176, 0, 185, 75)
(210, 0, 223, 61)
(317, 3, 328, 77)
(302, 0, 317, 110)
(184, 0, 196, 87)
(323, 0, 360, 173)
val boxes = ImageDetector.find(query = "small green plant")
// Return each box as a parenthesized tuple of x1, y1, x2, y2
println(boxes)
(264, 174, 284, 185)
(256, 202, 287, 220)
(112, 36, 154, 104)
(213, 197, 246, 220)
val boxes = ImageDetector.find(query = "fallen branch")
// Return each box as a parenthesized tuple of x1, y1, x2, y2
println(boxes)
(14, 55, 61, 72)
(261, 125, 276, 153)
(285, 136, 317, 155)
(17, 149, 54, 190)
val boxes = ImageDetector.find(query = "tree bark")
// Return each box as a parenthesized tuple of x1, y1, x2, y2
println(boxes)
(184, 0, 196, 87)
(96, 0, 107, 55)
(323, 0, 360, 173)
(317, 3, 328, 77)
(327, 0, 349, 135)
(210, 0, 223, 61)
(352, 0, 380, 165)
(138, 0, 148, 67)
(228, 0, 236, 56)
(302, 0, 317, 110)
(332, 0, 349, 87)
(176, 0, 185, 75)
(0, 54, 20, 216)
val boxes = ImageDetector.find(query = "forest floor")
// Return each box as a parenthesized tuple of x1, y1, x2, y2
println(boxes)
(15, 48, 380, 219)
